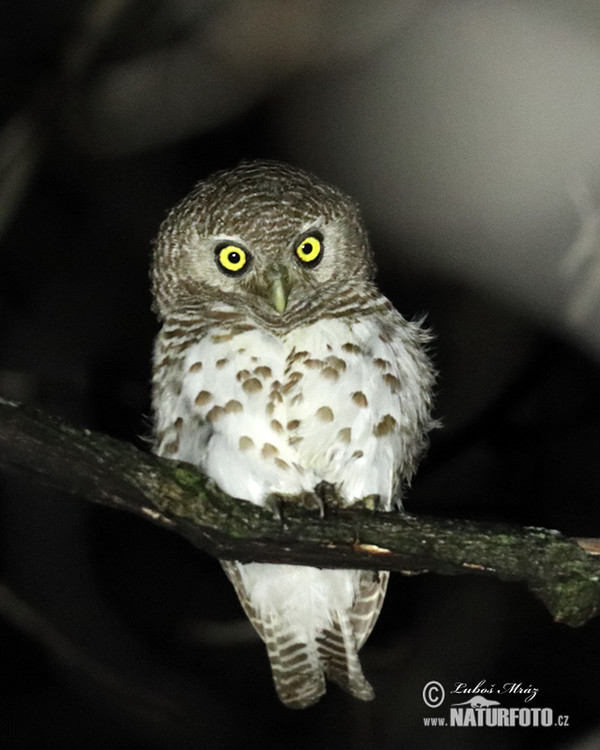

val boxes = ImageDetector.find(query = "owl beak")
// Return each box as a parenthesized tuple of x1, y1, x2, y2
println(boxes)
(268, 276, 289, 314)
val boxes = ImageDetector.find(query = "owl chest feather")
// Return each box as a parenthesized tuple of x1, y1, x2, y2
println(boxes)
(154, 314, 426, 507)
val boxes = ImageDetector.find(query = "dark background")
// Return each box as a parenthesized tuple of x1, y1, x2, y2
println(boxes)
(1, 2, 600, 748)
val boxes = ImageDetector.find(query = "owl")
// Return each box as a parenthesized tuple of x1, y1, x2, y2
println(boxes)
(151, 160, 435, 708)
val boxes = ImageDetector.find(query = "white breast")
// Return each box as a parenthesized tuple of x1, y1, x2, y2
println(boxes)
(157, 316, 421, 508)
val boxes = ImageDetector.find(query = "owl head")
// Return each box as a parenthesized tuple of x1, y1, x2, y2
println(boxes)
(152, 161, 375, 324)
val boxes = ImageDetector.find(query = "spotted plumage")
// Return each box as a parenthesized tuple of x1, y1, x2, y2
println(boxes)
(151, 160, 435, 708)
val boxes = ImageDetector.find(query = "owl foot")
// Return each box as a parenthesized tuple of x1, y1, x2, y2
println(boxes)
(298, 489, 325, 518)
(313, 481, 344, 512)
(265, 487, 331, 520)
(264, 493, 285, 522)
(351, 494, 383, 512)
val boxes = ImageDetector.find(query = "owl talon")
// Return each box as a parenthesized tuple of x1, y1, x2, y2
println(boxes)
(264, 493, 285, 523)
(292, 490, 326, 516)
(314, 481, 344, 513)
(298, 491, 325, 517)
(352, 494, 382, 512)
(266, 489, 329, 517)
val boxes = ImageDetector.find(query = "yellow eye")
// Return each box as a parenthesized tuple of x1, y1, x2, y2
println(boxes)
(295, 233, 323, 267)
(216, 244, 249, 275)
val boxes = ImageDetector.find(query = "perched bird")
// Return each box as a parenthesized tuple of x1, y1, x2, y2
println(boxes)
(151, 160, 435, 708)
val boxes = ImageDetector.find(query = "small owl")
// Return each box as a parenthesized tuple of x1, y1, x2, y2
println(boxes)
(151, 160, 435, 708)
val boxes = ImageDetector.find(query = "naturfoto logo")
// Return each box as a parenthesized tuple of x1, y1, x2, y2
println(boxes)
(421, 680, 570, 729)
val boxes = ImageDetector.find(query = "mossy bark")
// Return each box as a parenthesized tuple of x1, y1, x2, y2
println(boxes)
(1, 396, 599, 627)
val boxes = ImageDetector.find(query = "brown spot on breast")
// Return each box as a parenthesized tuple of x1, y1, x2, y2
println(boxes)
(383, 373, 401, 392)
(274, 458, 290, 471)
(286, 419, 300, 430)
(270, 391, 283, 405)
(352, 391, 368, 408)
(352, 450, 364, 459)
(374, 358, 390, 370)
(265, 403, 275, 416)
(337, 427, 352, 444)
(288, 436, 303, 446)
(288, 349, 309, 363)
(225, 399, 243, 414)
(174, 417, 183, 430)
(188, 361, 203, 373)
(304, 358, 324, 369)
(291, 393, 304, 406)
(270, 419, 283, 433)
(262, 443, 279, 458)
(342, 343, 362, 355)
(281, 372, 303, 394)
(321, 367, 339, 380)
(254, 365, 272, 379)
(326, 356, 347, 371)
(242, 377, 263, 394)
(316, 406, 334, 422)
(374, 414, 397, 437)
(236, 369, 251, 382)
(195, 390, 212, 406)
(216, 358, 229, 369)
(206, 405, 226, 422)
(164, 439, 179, 454)
(239, 436, 254, 451)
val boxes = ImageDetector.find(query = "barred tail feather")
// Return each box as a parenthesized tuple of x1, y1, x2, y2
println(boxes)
(221, 561, 387, 708)
(264, 617, 327, 708)
(317, 615, 375, 701)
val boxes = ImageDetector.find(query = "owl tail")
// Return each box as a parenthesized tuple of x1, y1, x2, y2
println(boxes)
(221, 561, 388, 709)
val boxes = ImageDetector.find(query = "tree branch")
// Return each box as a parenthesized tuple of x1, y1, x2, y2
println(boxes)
(1, 395, 599, 628)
